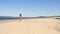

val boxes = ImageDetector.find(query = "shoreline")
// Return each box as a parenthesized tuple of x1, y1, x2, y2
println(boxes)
(0, 18, 60, 34)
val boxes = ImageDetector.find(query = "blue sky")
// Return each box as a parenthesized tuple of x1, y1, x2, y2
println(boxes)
(0, 0, 60, 17)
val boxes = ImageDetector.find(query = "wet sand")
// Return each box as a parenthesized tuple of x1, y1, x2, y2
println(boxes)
(0, 18, 60, 34)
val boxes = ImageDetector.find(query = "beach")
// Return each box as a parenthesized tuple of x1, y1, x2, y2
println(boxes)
(0, 18, 60, 34)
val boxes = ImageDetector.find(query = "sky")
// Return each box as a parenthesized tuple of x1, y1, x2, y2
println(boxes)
(0, 0, 60, 17)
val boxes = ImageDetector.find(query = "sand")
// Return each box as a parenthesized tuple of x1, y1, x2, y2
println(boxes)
(0, 18, 60, 34)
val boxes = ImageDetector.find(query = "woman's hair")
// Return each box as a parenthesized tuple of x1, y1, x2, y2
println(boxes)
(20, 13, 22, 16)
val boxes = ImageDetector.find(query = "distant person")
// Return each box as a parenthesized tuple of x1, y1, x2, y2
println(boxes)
(19, 13, 22, 21)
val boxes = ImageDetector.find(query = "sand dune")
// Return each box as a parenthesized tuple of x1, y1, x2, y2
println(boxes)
(0, 18, 60, 34)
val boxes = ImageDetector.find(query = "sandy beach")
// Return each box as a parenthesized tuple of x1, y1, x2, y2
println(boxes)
(0, 18, 60, 34)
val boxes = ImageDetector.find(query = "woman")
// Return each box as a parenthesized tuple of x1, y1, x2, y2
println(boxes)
(19, 13, 22, 21)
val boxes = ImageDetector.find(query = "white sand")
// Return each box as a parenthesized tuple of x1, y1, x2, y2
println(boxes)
(0, 18, 60, 34)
